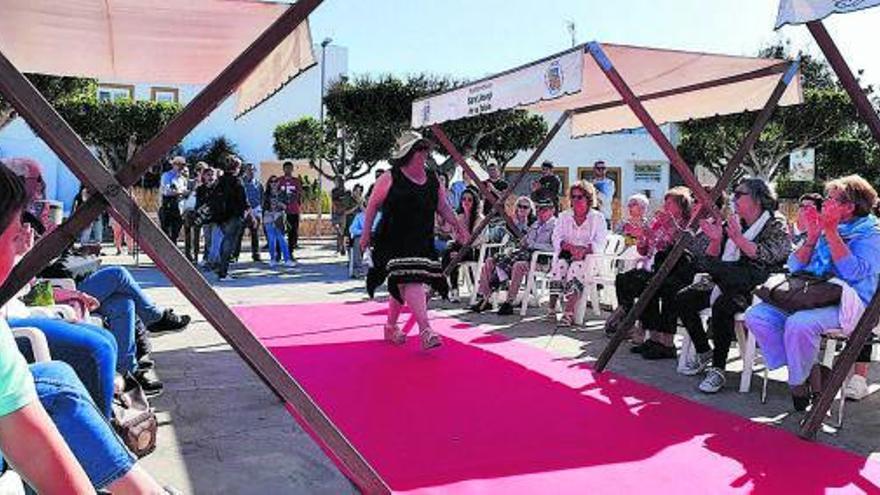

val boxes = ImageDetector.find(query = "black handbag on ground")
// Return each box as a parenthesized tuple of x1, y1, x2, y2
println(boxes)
(753, 272, 842, 312)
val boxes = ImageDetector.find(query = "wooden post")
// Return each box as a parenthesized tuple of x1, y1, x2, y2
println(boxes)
(431, 125, 525, 239)
(0, 4, 391, 491)
(0, 0, 324, 305)
(440, 111, 571, 276)
(593, 58, 800, 372)
(799, 20, 880, 440)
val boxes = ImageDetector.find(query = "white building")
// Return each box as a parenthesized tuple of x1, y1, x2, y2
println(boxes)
(0, 44, 348, 213)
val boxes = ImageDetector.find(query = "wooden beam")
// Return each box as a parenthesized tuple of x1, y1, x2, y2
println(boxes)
(585, 42, 722, 222)
(799, 20, 880, 440)
(0, 0, 323, 305)
(0, 7, 391, 492)
(441, 111, 570, 277)
(431, 125, 524, 238)
(594, 61, 800, 372)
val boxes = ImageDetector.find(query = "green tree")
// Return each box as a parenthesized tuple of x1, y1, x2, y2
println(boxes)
(57, 99, 181, 172)
(0, 74, 96, 132)
(273, 74, 548, 184)
(678, 41, 866, 181)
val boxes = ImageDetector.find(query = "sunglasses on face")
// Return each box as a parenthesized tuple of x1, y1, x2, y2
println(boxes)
(516, 204, 530, 210)
(570, 193, 589, 201)
(733, 189, 750, 199)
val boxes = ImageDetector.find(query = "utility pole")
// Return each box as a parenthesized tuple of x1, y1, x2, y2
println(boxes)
(317, 37, 332, 237)
(566, 20, 576, 48)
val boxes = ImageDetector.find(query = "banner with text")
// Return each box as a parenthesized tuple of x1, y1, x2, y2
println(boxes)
(411, 48, 583, 127)
(776, 0, 880, 28)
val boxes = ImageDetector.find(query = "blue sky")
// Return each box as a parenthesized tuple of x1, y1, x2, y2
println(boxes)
(309, 0, 880, 88)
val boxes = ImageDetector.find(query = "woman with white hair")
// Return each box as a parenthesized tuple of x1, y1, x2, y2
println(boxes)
(615, 193, 650, 245)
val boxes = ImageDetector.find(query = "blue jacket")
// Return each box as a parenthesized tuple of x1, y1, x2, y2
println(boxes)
(349, 211, 382, 237)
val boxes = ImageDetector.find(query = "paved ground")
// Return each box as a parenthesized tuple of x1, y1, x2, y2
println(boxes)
(116, 240, 880, 493)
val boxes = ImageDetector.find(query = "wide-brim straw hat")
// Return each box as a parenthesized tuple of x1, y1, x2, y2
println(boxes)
(391, 130, 432, 160)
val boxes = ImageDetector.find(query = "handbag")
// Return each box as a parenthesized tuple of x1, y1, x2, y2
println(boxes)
(754, 272, 842, 312)
(112, 376, 158, 458)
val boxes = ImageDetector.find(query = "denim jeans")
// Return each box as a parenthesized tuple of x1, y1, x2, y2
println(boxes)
(10, 317, 117, 418)
(208, 224, 224, 264)
(80, 216, 104, 244)
(218, 216, 244, 277)
(31, 361, 136, 489)
(78, 267, 163, 375)
(265, 221, 291, 262)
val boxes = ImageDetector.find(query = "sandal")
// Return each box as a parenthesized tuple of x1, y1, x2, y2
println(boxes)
(420, 328, 443, 350)
(384, 324, 406, 345)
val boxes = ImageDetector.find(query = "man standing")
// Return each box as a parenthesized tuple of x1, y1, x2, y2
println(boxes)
(213, 156, 250, 280)
(591, 160, 615, 225)
(234, 163, 263, 262)
(483, 163, 510, 242)
(530, 160, 562, 212)
(159, 156, 188, 245)
(277, 161, 302, 256)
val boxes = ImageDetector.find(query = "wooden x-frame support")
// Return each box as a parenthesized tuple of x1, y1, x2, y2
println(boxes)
(0, 0, 389, 491)
(797, 20, 880, 440)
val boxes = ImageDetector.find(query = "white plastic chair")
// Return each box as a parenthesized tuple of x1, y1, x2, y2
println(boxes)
(573, 235, 631, 324)
(820, 330, 880, 428)
(464, 236, 508, 305)
(519, 250, 555, 316)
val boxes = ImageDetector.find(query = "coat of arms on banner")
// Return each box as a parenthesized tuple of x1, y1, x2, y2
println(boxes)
(544, 60, 564, 97)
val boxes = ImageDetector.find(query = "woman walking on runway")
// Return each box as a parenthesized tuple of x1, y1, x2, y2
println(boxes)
(361, 131, 468, 350)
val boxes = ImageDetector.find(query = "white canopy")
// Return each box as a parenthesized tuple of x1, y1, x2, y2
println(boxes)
(0, 0, 316, 117)
(412, 42, 803, 138)
(775, 0, 880, 28)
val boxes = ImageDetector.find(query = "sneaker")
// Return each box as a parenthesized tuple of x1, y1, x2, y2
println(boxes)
(383, 324, 406, 345)
(641, 342, 676, 360)
(679, 350, 712, 376)
(420, 328, 443, 350)
(698, 367, 726, 394)
(845, 374, 870, 401)
(138, 355, 155, 371)
(148, 309, 191, 334)
(284, 260, 296, 268)
(268, 259, 277, 267)
(497, 301, 514, 316)
(469, 297, 490, 313)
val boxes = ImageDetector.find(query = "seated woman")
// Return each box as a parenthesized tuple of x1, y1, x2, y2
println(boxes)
(547, 181, 608, 327)
(471, 197, 556, 315)
(676, 177, 791, 393)
(612, 187, 695, 359)
(441, 187, 484, 302)
(0, 163, 175, 494)
(615, 193, 650, 246)
(745, 175, 880, 410)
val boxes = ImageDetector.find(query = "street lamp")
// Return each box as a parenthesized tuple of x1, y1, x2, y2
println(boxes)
(317, 37, 332, 237)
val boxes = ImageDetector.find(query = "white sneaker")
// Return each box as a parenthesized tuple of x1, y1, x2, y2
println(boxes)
(698, 367, 726, 394)
(679, 350, 712, 376)
(284, 260, 296, 268)
(420, 328, 442, 350)
(845, 374, 870, 401)
(268, 260, 277, 267)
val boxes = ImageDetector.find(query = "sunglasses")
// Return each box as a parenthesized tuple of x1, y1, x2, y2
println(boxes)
(733, 189, 750, 199)
(570, 193, 589, 200)
(516, 204, 530, 210)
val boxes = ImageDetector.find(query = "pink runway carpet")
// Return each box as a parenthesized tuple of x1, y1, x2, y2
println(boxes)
(234, 301, 880, 494)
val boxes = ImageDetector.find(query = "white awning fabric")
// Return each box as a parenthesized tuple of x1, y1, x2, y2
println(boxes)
(0, 0, 316, 117)
(775, 0, 880, 28)
(412, 42, 803, 138)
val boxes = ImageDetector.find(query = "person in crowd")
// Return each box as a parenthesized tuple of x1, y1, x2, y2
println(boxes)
(212, 156, 250, 280)
(612, 187, 694, 359)
(471, 197, 556, 315)
(2, 158, 54, 234)
(159, 156, 188, 245)
(591, 160, 616, 226)
(434, 173, 457, 255)
(483, 163, 512, 244)
(0, 163, 178, 495)
(677, 177, 791, 393)
(531, 160, 563, 213)
(348, 190, 382, 279)
(262, 175, 294, 267)
(441, 187, 484, 303)
(195, 166, 219, 268)
(344, 184, 365, 254)
(277, 161, 303, 254)
(110, 216, 134, 257)
(615, 193, 650, 246)
(366, 167, 385, 200)
(234, 163, 263, 263)
(790, 192, 824, 244)
(361, 131, 468, 351)
(745, 175, 880, 408)
(547, 181, 608, 327)
(74, 186, 104, 246)
(331, 180, 354, 255)
(182, 161, 207, 262)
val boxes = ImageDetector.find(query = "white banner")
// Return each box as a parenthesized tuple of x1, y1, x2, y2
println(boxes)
(776, 0, 880, 28)
(790, 148, 816, 181)
(411, 48, 583, 127)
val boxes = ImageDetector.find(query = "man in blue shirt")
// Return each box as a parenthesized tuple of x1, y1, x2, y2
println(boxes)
(233, 163, 263, 262)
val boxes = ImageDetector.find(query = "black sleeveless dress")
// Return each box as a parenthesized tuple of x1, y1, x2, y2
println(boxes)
(366, 168, 449, 303)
